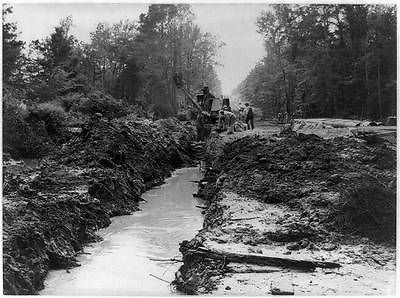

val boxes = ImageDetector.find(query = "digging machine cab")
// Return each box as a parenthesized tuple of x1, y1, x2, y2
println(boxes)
(173, 72, 228, 124)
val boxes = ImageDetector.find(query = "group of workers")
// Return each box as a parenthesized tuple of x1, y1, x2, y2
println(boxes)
(277, 112, 291, 124)
(192, 84, 256, 141)
(217, 102, 254, 135)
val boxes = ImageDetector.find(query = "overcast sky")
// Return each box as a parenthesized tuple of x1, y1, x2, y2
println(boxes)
(9, 3, 267, 95)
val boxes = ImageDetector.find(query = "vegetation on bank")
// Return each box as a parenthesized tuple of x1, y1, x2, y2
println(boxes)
(234, 4, 396, 120)
(2, 4, 223, 158)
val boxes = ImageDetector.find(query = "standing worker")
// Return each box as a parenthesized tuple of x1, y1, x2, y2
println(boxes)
(278, 112, 283, 123)
(196, 111, 209, 141)
(201, 86, 215, 112)
(245, 103, 254, 130)
(239, 104, 247, 122)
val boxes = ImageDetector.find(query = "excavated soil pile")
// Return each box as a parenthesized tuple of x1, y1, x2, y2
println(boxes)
(3, 117, 195, 295)
(175, 132, 396, 294)
(204, 133, 396, 242)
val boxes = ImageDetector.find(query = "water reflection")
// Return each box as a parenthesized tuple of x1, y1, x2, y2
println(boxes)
(40, 167, 204, 296)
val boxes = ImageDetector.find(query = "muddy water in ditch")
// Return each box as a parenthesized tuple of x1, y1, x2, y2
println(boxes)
(40, 167, 204, 296)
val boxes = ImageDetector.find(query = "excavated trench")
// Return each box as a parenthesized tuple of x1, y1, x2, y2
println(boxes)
(3, 117, 200, 295)
(40, 167, 204, 295)
(4, 118, 396, 295)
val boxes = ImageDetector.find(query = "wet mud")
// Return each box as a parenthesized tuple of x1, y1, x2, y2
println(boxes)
(3, 117, 196, 295)
(40, 167, 204, 295)
(175, 127, 396, 295)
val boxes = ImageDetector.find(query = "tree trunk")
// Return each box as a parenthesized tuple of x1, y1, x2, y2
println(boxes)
(281, 67, 290, 115)
(364, 35, 370, 119)
(102, 58, 106, 91)
(377, 57, 382, 119)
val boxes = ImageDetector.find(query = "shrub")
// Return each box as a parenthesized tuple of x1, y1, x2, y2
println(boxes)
(73, 91, 128, 119)
(332, 179, 396, 242)
(3, 92, 52, 157)
(28, 101, 68, 142)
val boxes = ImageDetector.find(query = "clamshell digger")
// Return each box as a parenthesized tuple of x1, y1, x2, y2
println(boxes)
(173, 72, 232, 140)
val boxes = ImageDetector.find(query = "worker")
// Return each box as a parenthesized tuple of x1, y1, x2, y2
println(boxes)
(196, 111, 209, 141)
(201, 86, 215, 112)
(245, 103, 254, 130)
(278, 112, 283, 123)
(219, 110, 236, 135)
(238, 105, 245, 122)
(284, 112, 289, 124)
(217, 110, 225, 132)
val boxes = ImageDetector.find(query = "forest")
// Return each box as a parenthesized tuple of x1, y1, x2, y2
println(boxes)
(233, 4, 396, 120)
(3, 4, 223, 158)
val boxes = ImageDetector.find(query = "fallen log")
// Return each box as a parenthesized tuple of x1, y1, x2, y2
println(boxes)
(185, 247, 340, 271)
(225, 266, 282, 274)
(230, 216, 260, 221)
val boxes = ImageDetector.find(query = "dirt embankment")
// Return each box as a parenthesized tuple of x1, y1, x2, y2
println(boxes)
(3, 116, 196, 295)
(174, 129, 396, 295)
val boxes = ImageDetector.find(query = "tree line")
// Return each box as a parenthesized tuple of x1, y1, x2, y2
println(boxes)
(233, 4, 396, 120)
(3, 4, 223, 156)
(3, 4, 223, 116)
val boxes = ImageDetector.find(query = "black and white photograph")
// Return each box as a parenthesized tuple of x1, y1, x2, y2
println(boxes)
(2, 1, 397, 295)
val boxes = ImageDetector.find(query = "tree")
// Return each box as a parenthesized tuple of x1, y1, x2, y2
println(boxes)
(31, 16, 75, 71)
(27, 16, 89, 101)
(87, 20, 138, 93)
(133, 4, 223, 116)
(2, 5, 24, 85)
(236, 4, 396, 120)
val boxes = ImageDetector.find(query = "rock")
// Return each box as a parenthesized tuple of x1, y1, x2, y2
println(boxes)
(248, 247, 256, 253)
(287, 239, 309, 251)
(321, 243, 338, 251)
(225, 286, 231, 290)
(270, 288, 294, 295)
(361, 237, 370, 244)
(299, 239, 310, 249)
(287, 243, 301, 251)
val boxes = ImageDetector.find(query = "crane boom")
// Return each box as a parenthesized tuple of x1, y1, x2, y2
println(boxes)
(180, 86, 203, 112)
(173, 73, 209, 116)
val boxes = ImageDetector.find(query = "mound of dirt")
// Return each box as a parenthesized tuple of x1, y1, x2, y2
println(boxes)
(175, 129, 396, 295)
(3, 117, 196, 295)
(201, 133, 396, 242)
